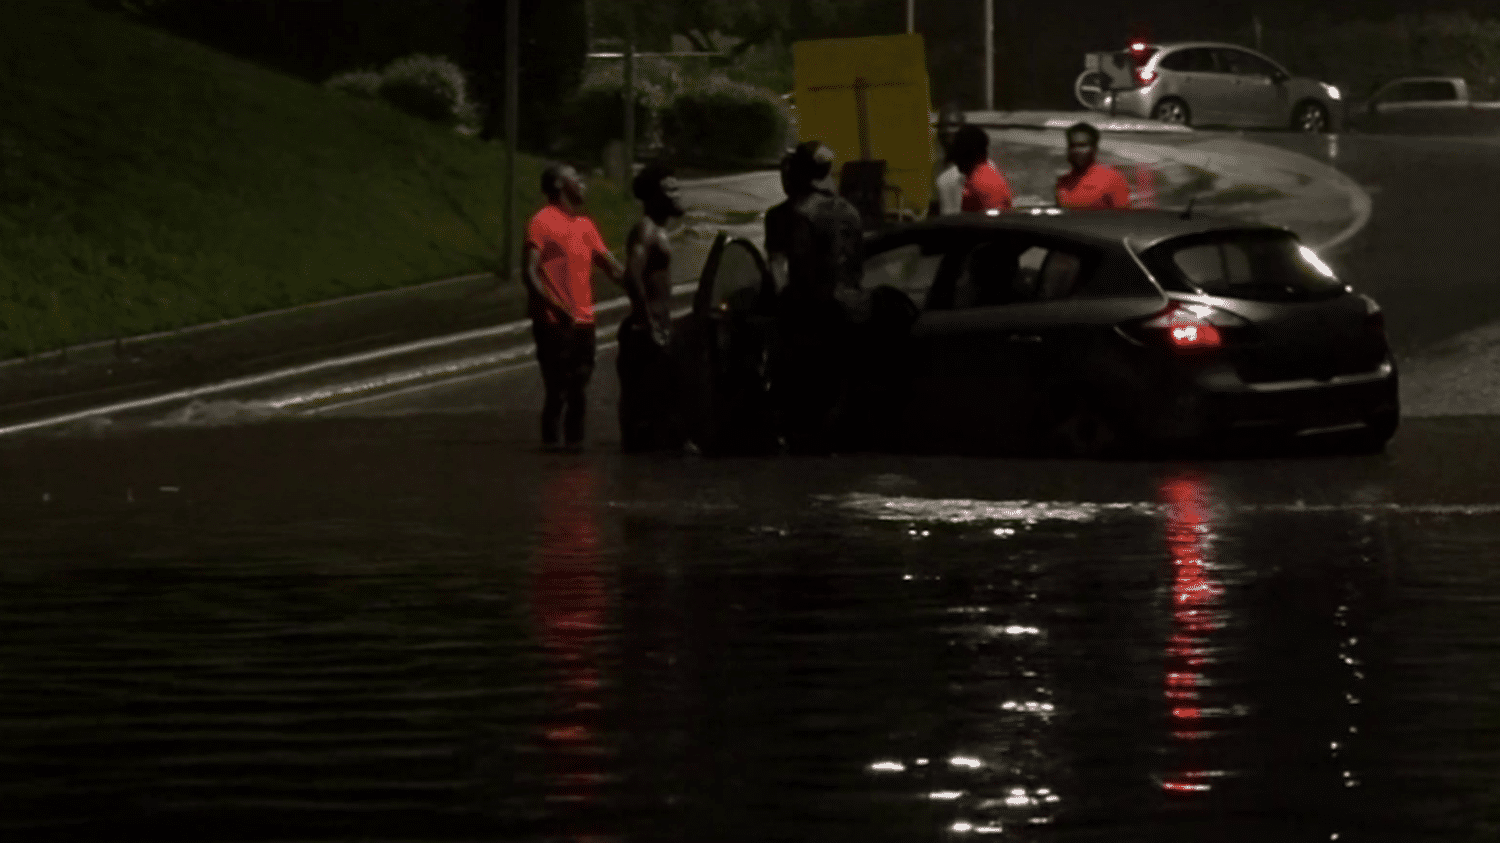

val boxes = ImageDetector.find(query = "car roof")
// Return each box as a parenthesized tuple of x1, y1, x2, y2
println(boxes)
(871, 209, 1293, 254)
(1146, 41, 1268, 53)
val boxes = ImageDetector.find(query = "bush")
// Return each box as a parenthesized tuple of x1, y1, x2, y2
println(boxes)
(324, 69, 382, 99)
(376, 53, 471, 125)
(660, 76, 789, 168)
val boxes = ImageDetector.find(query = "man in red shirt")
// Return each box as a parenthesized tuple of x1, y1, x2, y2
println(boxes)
(1055, 121, 1132, 210)
(524, 162, 627, 450)
(950, 124, 1013, 213)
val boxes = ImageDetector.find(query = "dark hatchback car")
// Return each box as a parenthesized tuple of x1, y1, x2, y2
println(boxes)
(672, 210, 1399, 457)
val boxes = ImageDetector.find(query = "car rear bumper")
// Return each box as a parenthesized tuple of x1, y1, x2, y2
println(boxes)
(1128, 359, 1398, 444)
(1102, 89, 1152, 118)
(1187, 360, 1399, 440)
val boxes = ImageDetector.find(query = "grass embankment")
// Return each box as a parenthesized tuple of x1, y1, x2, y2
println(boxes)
(0, 0, 635, 359)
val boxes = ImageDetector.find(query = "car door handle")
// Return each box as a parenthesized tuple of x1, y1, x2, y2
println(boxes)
(1007, 333, 1042, 344)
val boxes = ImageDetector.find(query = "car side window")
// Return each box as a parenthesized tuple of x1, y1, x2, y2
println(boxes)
(1380, 80, 1458, 103)
(1380, 81, 1417, 102)
(1171, 242, 1254, 287)
(1219, 49, 1279, 78)
(1161, 48, 1215, 73)
(863, 242, 941, 304)
(1038, 251, 1085, 300)
(951, 242, 1023, 308)
(1412, 80, 1459, 101)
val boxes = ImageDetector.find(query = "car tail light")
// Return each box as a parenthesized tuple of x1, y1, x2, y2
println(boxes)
(1129, 42, 1156, 86)
(1129, 302, 1248, 351)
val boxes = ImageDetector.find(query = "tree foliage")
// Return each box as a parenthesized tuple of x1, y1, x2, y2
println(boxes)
(93, 0, 588, 152)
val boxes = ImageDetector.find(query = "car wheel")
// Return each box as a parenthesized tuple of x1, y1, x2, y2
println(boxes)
(1292, 100, 1330, 133)
(1151, 97, 1191, 126)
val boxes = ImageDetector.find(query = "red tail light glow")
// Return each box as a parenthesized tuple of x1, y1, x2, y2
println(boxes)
(1135, 302, 1247, 351)
(1129, 42, 1156, 86)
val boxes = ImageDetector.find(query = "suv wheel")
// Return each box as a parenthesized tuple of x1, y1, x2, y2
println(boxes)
(1292, 100, 1330, 133)
(1151, 97, 1191, 126)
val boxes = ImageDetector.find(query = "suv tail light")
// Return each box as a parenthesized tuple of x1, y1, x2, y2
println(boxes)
(1129, 42, 1156, 86)
(1126, 302, 1248, 351)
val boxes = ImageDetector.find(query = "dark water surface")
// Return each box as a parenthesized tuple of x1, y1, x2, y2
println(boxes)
(2, 414, 1499, 842)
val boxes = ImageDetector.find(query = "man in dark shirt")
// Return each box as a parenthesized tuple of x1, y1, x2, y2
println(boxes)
(618, 162, 684, 452)
(771, 140, 866, 454)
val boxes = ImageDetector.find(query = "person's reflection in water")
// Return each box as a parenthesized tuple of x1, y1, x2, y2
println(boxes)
(1159, 473, 1227, 796)
(531, 461, 618, 841)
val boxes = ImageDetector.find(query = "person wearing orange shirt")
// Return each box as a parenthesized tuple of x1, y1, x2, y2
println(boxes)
(950, 124, 1014, 213)
(524, 162, 628, 450)
(1055, 121, 1132, 210)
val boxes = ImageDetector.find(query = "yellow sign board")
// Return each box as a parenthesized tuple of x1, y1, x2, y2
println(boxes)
(793, 34, 933, 216)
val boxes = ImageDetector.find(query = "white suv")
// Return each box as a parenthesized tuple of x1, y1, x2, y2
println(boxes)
(1077, 42, 1342, 132)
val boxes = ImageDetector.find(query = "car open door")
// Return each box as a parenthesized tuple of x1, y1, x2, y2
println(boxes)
(674, 232, 778, 455)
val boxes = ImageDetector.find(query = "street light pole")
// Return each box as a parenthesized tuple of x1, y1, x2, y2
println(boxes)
(624, 10, 636, 180)
(502, 0, 520, 282)
(906, 0, 914, 34)
(984, 0, 994, 110)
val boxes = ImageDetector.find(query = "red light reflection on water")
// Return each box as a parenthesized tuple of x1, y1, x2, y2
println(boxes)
(1125, 162, 1161, 209)
(531, 462, 615, 832)
(1159, 473, 1223, 794)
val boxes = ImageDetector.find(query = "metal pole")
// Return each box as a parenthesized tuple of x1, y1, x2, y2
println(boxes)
(502, 0, 520, 282)
(624, 10, 636, 179)
(906, 0, 914, 34)
(984, 0, 994, 110)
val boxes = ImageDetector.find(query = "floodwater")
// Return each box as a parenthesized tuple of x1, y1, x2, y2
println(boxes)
(3, 412, 1499, 841)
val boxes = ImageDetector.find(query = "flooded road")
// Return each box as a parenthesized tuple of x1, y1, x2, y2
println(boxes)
(4, 412, 1500, 841)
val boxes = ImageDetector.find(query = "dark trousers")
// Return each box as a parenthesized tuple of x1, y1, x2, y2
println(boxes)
(533, 319, 596, 446)
(616, 322, 678, 452)
(772, 289, 853, 454)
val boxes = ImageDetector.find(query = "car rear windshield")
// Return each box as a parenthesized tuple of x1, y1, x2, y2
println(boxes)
(1141, 231, 1345, 301)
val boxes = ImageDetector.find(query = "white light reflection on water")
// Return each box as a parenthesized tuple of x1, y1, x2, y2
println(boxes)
(827, 493, 1156, 525)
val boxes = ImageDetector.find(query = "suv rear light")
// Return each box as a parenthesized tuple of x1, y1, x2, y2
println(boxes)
(1128, 302, 1248, 351)
(1129, 42, 1156, 86)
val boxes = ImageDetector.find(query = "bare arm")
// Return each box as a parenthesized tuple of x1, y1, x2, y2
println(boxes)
(768, 253, 789, 291)
(522, 242, 572, 324)
(593, 248, 626, 286)
(624, 232, 651, 305)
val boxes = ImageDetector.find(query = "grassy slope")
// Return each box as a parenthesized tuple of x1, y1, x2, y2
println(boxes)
(0, 0, 635, 358)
